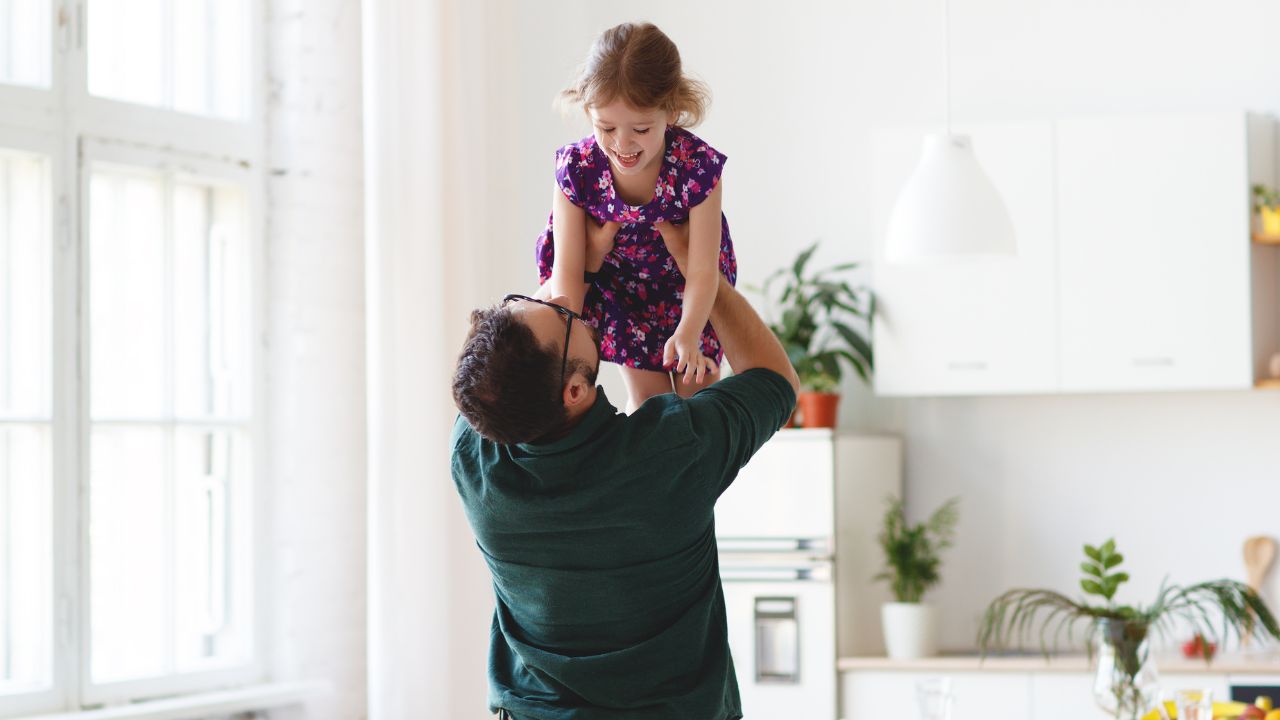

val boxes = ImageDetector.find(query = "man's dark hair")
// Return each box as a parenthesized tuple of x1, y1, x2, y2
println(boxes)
(453, 306, 568, 444)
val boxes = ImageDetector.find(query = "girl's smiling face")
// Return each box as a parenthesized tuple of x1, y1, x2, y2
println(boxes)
(588, 100, 671, 177)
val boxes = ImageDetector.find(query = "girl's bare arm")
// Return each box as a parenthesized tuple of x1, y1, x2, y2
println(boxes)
(678, 179, 723, 342)
(548, 183, 589, 312)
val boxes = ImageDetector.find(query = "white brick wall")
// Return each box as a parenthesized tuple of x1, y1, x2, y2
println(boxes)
(265, 0, 367, 718)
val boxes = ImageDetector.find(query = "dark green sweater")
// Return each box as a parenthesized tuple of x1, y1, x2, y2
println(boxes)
(451, 369, 796, 720)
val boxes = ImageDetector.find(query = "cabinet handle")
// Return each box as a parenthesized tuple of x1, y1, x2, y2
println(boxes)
(1132, 357, 1175, 368)
(947, 361, 988, 371)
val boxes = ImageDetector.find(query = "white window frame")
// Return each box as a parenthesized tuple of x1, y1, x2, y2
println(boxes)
(76, 137, 268, 708)
(0, 1, 268, 716)
(0, 121, 69, 720)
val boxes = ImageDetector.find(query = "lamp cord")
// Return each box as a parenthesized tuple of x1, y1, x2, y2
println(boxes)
(944, 0, 951, 138)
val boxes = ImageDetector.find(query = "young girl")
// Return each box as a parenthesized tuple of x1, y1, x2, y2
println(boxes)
(536, 22, 737, 413)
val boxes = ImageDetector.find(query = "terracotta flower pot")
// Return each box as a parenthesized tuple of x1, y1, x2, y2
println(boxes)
(796, 392, 840, 428)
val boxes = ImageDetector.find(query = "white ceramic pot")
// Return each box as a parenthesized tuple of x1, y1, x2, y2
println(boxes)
(881, 602, 940, 659)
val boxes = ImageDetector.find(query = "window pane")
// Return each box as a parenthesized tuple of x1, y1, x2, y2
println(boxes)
(173, 182, 250, 419)
(89, 167, 166, 419)
(88, 160, 254, 684)
(0, 425, 52, 694)
(0, 149, 51, 418)
(0, 149, 53, 695)
(172, 427, 251, 672)
(0, 0, 52, 88)
(90, 426, 253, 683)
(89, 427, 167, 683)
(88, 0, 249, 120)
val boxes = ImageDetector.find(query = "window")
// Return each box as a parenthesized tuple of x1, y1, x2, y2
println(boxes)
(87, 0, 249, 119)
(0, 0, 51, 88)
(0, 148, 54, 699)
(0, 2, 264, 716)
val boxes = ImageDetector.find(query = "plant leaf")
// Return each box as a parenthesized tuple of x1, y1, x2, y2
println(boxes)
(792, 243, 818, 280)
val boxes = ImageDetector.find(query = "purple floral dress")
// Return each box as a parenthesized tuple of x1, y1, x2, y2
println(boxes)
(536, 126, 737, 372)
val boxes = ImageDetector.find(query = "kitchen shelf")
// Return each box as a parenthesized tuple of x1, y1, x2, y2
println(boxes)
(1257, 378, 1280, 390)
(1254, 234, 1280, 245)
(837, 653, 1280, 674)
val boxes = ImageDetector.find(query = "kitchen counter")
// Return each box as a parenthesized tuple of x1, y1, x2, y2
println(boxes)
(838, 653, 1280, 674)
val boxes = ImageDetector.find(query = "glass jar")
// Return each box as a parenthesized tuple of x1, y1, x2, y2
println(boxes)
(1093, 619, 1161, 720)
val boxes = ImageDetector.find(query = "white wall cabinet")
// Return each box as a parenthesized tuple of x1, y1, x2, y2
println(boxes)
(1056, 114, 1253, 392)
(871, 123, 1059, 396)
(871, 111, 1280, 397)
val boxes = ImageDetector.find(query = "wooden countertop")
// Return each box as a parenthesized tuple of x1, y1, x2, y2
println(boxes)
(838, 653, 1280, 674)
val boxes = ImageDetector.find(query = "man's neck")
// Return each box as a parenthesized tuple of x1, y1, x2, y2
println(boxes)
(535, 385, 599, 444)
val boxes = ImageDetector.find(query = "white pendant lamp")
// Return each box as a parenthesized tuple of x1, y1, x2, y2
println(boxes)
(884, 0, 1016, 263)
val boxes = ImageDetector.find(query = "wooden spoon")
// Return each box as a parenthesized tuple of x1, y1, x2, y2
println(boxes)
(1245, 535, 1277, 594)
(1242, 536, 1277, 648)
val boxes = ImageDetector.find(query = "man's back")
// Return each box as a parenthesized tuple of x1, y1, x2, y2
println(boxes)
(451, 369, 795, 720)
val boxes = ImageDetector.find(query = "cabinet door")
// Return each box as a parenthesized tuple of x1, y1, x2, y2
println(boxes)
(1030, 673, 1111, 719)
(1056, 113, 1253, 392)
(871, 123, 1058, 396)
(842, 671, 1032, 720)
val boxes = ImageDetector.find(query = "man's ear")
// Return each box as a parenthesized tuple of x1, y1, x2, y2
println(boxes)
(562, 374, 591, 408)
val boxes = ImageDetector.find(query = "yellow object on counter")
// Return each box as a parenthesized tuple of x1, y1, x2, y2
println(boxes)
(1142, 700, 1254, 719)
(1263, 207, 1280, 237)
(1258, 695, 1275, 712)
(1265, 709, 1280, 720)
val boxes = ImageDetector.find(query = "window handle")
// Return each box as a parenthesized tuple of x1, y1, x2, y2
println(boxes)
(56, 4, 70, 53)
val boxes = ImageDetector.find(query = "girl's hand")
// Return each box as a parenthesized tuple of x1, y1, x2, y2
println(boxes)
(663, 326, 718, 385)
(585, 219, 621, 272)
(653, 220, 690, 275)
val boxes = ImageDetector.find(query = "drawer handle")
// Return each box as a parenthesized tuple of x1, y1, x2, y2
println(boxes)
(1132, 357, 1175, 367)
(947, 361, 988, 371)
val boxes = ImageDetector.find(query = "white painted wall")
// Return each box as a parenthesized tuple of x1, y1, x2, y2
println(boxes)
(455, 0, 1280, 654)
(265, 0, 367, 717)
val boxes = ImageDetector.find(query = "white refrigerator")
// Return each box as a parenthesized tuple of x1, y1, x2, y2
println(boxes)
(716, 429, 902, 720)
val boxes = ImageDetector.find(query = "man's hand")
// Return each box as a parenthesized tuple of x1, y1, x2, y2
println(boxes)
(653, 220, 690, 276)
(585, 219, 621, 273)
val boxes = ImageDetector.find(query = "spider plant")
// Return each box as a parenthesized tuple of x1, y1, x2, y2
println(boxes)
(979, 539, 1280, 719)
(977, 538, 1280, 659)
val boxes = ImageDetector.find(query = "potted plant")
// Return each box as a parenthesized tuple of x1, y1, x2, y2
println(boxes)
(753, 242, 874, 428)
(1253, 183, 1280, 238)
(978, 538, 1280, 720)
(874, 496, 960, 659)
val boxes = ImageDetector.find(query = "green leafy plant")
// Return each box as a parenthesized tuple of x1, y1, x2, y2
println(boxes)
(1253, 183, 1280, 212)
(1080, 539, 1130, 602)
(873, 496, 960, 603)
(978, 538, 1280, 658)
(750, 242, 874, 393)
(979, 539, 1280, 719)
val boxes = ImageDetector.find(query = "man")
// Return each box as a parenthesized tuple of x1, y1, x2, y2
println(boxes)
(451, 219, 800, 720)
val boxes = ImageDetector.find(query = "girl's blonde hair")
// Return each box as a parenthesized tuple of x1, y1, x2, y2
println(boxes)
(558, 22, 710, 128)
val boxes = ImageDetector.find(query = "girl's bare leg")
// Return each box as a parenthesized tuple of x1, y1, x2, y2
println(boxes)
(673, 371, 716, 398)
(618, 366, 675, 414)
